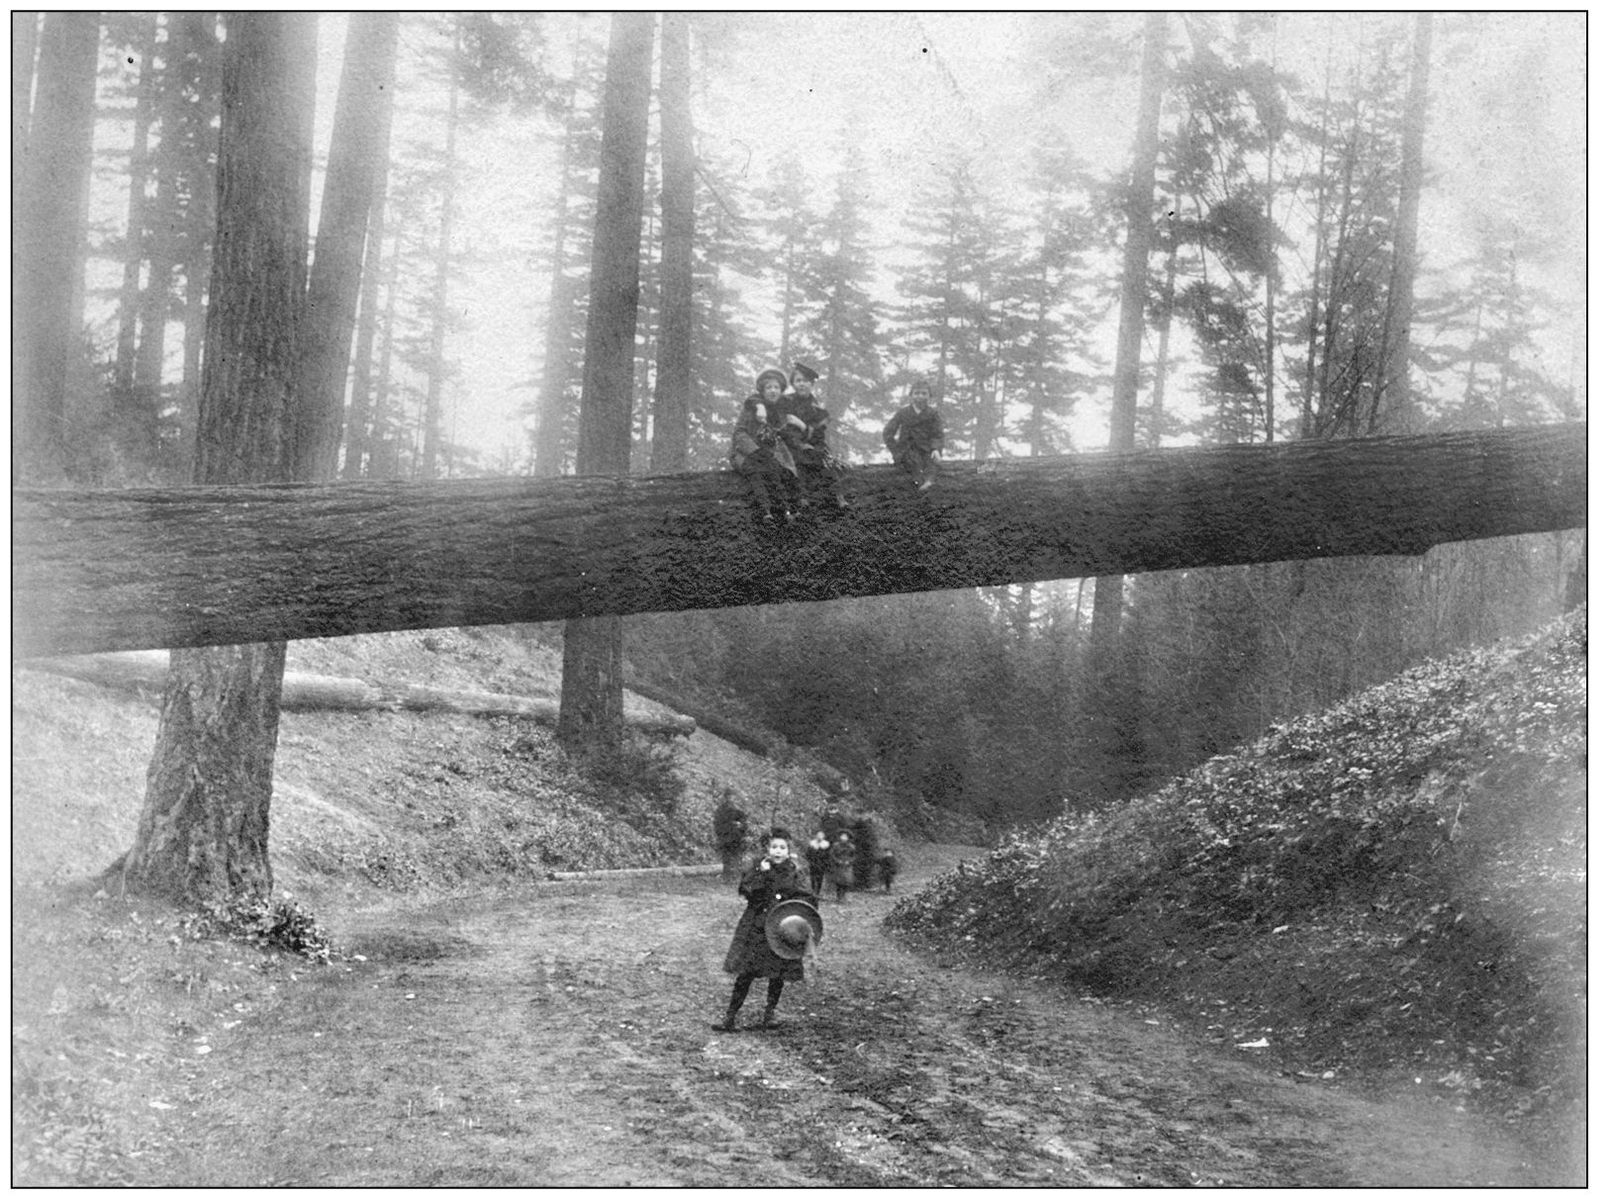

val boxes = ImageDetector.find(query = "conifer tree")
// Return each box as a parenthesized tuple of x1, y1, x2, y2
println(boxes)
(792, 134, 887, 458)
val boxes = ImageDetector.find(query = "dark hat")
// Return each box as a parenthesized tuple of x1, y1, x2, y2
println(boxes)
(755, 368, 788, 393)
(764, 898, 824, 961)
(790, 362, 819, 383)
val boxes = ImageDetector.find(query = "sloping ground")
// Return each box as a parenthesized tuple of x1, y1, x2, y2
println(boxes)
(10, 625, 852, 903)
(887, 607, 1587, 1163)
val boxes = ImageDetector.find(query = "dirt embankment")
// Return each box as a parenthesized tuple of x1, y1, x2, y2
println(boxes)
(43, 848, 1562, 1188)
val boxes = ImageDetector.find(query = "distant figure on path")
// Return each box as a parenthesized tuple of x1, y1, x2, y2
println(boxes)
(851, 810, 880, 890)
(883, 379, 944, 490)
(828, 831, 857, 904)
(876, 849, 899, 894)
(712, 791, 750, 881)
(714, 828, 817, 1032)
(804, 830, 831, 897)
(730, 368, 798, 525)
(779, 362, 849, 512)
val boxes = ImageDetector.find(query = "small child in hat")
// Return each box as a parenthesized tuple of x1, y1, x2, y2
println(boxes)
(714, 827, 814, 1032)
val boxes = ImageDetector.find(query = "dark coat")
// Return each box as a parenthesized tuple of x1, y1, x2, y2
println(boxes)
(722, 856, 813, 980)
(828, 838, 857, 889)
(804, 839, 831, 880)
(883, 403, 943, 457)
(777, 393, 833, 468)
(730, 396, 796, 475)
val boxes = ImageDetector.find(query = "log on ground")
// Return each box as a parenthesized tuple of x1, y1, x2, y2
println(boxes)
(19, 651, 696, 737)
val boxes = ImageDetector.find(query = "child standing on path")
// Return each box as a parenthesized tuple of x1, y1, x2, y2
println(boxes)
(714, 828, 814, 1032)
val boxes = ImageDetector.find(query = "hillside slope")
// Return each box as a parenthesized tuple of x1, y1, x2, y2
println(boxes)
(887, 608, 1586, 1152)
(10, 626, 863, 902)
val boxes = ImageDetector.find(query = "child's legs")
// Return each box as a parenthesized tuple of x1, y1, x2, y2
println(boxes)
(726, 974, 754, 1016)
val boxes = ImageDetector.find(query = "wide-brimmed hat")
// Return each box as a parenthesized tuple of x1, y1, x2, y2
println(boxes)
(755, 368, 788, 394)
(764, 898, 824, 961)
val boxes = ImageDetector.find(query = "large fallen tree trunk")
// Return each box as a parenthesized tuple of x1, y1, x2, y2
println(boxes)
(20, 651, 695, 737)
(12, 424, 1586, 658)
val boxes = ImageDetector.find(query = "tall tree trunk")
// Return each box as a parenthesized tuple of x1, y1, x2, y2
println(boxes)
(14, 12, 98, 484)
(1374, 12, 1432, 433)
(119, 13, 316, 907)
(177, 13, 222, 482)
(11, 13, 39, 186)
(1091, 11, 1167, 647)
(532, 24, 587, 478)
(421, 16, 461, 480)
(649, 12, 695, 474)
(558, 10, 654, 751)
(114, 15, 159, 397)
(293, 12, 398, 480)
(1299, 24, 1337, 440)
(372, 232, 403, 478)
(1147, 200, 1180, 449)
(133, 19, 193, 459)
(342, 157, 393, 479)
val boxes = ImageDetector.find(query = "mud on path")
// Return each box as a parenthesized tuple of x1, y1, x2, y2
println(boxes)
(130, 849, 1545, 1187)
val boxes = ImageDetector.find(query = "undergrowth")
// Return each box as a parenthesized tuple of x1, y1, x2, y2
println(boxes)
(888, 609, 1586, 1143)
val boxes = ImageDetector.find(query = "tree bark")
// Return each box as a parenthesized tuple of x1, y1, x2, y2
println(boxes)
(177, 13, 223, 481)
(294, 13, 398, 481)
(14, 12, 99, 484)
(420, 16, 461, 481)
(558, 11, 654, 751)
(14, 424, 1586, 660)
(1092, 11, 1168, 647)
(649, 12, 695, 474)
(531, 19, 590, 479)
(341, 119, 394, 480)
(1374, 12, 1433, 433)
(119, 13, 317, 908)
(114, 15, 159, 397)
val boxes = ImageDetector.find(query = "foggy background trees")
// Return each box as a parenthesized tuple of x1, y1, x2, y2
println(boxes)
(13, 12, 1585, 850)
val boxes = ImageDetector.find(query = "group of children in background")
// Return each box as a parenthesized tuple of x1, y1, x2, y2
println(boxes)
(730, 362, 945, 525)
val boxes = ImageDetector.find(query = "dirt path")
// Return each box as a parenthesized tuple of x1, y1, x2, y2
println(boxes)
(122, 851, 1548, 1187)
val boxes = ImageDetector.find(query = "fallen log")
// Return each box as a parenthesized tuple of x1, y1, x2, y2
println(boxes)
(624, 674, 784, 759)
(12, 425, 1587, 658)
(19, 651, 696, 737)
(548, 863, 722, 881)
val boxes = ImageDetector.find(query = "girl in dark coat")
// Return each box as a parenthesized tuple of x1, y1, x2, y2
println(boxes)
(730, 369, 798, 525)
(715, 828, 813, 1032)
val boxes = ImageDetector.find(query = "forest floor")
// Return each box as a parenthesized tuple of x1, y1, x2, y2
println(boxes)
(12, 845, 1562, 1187)
(11, 622, 1584, 1185)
